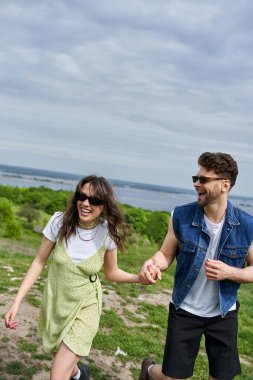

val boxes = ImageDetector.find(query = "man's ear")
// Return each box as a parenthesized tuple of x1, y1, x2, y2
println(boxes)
(222, 179, 231, 192)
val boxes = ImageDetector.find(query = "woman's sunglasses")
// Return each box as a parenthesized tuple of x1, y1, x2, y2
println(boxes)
(192, 176, 226, 184)
(75, 191, 104, 206)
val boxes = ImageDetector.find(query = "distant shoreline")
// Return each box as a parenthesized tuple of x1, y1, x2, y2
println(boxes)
(0, 163, 196, 196)
(1, 163, 252, 200)
(0, 163, 253, 214)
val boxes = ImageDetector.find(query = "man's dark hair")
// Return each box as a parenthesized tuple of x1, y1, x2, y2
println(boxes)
(198, 152, 238, 188)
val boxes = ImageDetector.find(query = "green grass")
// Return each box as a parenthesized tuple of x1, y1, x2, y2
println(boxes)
(5, 361, 25, 375)
(18, 338, 38, 353)
(1, 243, 253, 379)
(0, 229, 42, 250)
(0, 249, 48, 294)
(97, 244, 253, 379)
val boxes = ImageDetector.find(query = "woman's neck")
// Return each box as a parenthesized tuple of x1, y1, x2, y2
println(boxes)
(78, 218, 100, 229)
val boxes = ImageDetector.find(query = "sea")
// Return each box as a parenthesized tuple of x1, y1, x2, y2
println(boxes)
(0, 164, 253, 215)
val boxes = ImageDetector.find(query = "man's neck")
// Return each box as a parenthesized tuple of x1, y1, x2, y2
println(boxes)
(204, 201, 227, 224)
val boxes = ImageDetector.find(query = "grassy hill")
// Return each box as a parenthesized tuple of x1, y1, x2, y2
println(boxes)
(0, 239, 253, 380)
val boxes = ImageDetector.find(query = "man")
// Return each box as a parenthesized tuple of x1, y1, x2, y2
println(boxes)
(139, 152, 253, 380)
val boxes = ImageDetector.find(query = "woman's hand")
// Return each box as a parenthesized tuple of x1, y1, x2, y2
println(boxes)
(4, 236, 55, 331)
(139, 260, 162, 285)
(5, 303, 19, 330)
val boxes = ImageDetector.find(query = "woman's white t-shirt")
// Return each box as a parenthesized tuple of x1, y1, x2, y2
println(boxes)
(43, 212, 117, 263)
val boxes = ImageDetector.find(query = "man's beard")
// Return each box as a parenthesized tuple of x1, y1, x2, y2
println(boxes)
(197, 187, 221, 207)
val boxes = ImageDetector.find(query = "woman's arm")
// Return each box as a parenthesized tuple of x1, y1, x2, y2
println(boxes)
(4, 236, 55, 328)
(103, 248, 140, 283)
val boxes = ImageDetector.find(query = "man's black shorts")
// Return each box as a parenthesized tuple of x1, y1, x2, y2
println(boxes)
(162, 302, 241, 380)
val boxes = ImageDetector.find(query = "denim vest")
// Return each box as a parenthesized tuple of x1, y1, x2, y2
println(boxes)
(172, 201, 253, 317)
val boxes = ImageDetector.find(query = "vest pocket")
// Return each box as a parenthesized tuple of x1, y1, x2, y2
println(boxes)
(219, 247, 247, 268)
(176, 240, 198, 271)
(178, 240, 196, 253)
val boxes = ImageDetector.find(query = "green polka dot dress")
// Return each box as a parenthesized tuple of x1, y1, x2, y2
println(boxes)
(38, 242, 106, 356)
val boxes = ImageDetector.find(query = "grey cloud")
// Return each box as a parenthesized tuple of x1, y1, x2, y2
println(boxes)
(0, 0, 253, 196)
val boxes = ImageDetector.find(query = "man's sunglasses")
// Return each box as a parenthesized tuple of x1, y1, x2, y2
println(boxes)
(192, 176, 226, 184)
(75, 191, 104, 206)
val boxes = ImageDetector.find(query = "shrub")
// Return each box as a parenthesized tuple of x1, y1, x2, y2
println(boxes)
(18, 205, 41, 224)
(4, 219, 22, 239)
(146, 211, 169, 244)
(124, 207, 150, 235)
(0, 197, 14, 224)
(44, 192, 69, 214)
(0, 185, 23, 204)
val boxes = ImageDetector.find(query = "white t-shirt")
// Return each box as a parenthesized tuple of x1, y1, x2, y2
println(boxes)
(43, 212, 117, 263)
(180, 214, 236, 317)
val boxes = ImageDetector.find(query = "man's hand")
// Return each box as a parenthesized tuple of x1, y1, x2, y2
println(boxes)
(205, 259, 236, 281)
(139, 260, 162, 285)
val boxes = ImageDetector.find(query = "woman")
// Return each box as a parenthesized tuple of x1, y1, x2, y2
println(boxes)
(5, 175, 140, 380)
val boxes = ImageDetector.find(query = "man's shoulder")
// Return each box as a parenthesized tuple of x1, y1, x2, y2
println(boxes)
(173, 202, 199, 220)
(231, 203, 253, 223)
(174, 201, 198, 212)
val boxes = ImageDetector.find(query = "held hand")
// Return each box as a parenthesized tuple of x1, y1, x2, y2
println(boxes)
(146, 264, 162, 281)
(205, 259, 236, 281)
(139, 260, 162, 285)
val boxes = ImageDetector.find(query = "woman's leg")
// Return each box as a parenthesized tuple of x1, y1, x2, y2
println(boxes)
(51, 342, 79, 380)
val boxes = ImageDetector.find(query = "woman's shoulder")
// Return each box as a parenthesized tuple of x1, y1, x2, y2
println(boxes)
(51, 211, 64, 222)
(54, 211, 64, 218)
(46, 211, 64, 228)
(43, 212, 64, 241)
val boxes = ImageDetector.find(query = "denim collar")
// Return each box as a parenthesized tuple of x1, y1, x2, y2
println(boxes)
(192, 200, 240, 228)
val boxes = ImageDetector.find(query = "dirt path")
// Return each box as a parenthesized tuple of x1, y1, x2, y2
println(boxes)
(0, 287, 171, 380)
(0, 239, 37, 256)
(1, 241, 252, 379)
(0, 239, 171, 379)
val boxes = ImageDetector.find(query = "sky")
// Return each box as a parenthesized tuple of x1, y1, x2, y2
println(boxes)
(0, 0, 253, 198)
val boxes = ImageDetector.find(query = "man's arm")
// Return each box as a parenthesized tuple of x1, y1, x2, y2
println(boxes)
(139, 216, 178, 285)
(205, 242, 253, 283)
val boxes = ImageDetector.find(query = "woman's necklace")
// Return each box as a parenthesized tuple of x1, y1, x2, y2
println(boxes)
(78, 219, 99, 229)
(77, 221, 100, 242)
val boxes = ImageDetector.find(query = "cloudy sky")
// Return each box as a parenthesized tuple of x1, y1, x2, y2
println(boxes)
(0, 0, 253, 197)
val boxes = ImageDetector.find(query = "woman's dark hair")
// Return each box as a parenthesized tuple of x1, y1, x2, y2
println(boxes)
(198, 152, 238, 188)
(58, 175, 129, 251)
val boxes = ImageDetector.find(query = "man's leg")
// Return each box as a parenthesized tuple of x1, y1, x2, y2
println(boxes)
(139, 304, 204, 380)
(162, 304, 203, 379)
(205, 310, 241, 380)
(150, 364, 181, 380)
